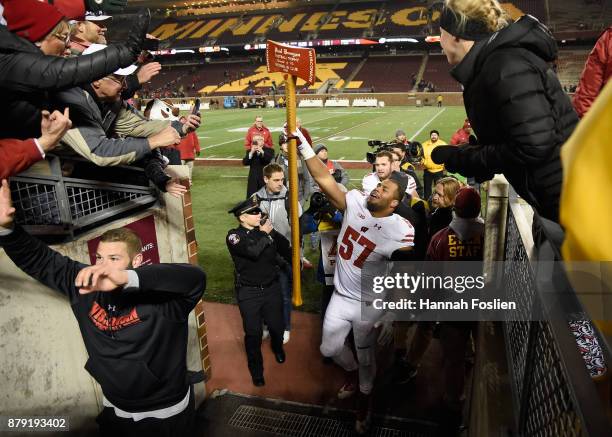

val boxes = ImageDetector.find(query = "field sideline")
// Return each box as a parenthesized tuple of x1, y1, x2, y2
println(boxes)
(196, 106, 467, 160)
(191, 106, 468, 312)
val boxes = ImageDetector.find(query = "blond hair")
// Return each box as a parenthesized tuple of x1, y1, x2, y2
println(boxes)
(436, 176, 462, 205)
(43, 20, 71, 42)
(444, 0, 510, 33)
(99, 228, 143, 258)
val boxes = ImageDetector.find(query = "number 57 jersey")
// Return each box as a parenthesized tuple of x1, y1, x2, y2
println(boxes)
(334, 190, 415, 301)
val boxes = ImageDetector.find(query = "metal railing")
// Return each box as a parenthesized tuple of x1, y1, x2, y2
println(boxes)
(484, 176, 612, 436)
(9, 156, 158, 239)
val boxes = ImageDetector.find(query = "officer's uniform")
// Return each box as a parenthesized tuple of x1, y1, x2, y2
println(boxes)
(226, 196, 290, 385)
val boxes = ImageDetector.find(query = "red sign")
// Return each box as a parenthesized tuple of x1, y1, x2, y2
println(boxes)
(266, 40, 316, 85)
(87, 215, 160, 265)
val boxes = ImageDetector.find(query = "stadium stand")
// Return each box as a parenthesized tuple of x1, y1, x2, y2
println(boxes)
(421, 54, 462, 92)
(556, 49, 591, 88)
(372, 1, 429, 38)
(143, 56, 369, 97)
(314, 2, 383, 39)
(352, 55, 422, 93)
(549, 0, 610, 32)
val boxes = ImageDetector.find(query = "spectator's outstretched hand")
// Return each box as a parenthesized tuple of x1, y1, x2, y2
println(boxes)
(165, 179, 187, 198)
(137, 62, 162, 85)
(75, 264, 129, 294)
(0, 180, 16, 229)
(148, 126, 181, 149)
(38, 108, 72, 152)
(182, 114, 201, 134)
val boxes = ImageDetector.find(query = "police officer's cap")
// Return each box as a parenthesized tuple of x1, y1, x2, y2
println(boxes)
(228, 194, 261, 217)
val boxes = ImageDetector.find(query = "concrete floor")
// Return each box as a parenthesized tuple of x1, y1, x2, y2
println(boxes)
(200, 302, 467, 429)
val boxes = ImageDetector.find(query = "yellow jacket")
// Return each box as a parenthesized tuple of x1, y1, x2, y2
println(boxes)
(421, 139, 447, 173)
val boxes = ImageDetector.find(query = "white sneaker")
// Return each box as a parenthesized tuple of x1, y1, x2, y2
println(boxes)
(283, 330, 290, 344)
(262, 327, 270, 340)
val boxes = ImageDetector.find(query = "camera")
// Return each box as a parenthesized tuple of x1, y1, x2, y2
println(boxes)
(366, 140, 395, 164)
(365, 139, 423, 165)
(259, 212, 269, 227)
(306, 192, 336, 219)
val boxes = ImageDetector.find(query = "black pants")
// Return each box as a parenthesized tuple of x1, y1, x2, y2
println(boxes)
(423, 170, 445, 201)
(237, 281, 285, 378)
(96, 387, 195, 437)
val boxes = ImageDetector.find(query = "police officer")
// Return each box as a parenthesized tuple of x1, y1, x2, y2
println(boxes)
(226, 195, 289, 386)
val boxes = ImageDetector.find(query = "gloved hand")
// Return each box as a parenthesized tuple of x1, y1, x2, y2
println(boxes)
(125, 9, 151, 58)
(85, 0, 128, 14)
(291, 129, 315, 160)
(432, 145, 495, 182)
(374, 312, 395, 346)
(431, 145, 461, 172)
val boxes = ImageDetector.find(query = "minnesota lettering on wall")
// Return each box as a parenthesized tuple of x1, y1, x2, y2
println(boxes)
(150, 6, 443, 44)
(151, 3, 527, 44)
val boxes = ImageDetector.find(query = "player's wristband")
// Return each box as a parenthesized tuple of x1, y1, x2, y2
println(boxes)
(292, 132, 315, 160)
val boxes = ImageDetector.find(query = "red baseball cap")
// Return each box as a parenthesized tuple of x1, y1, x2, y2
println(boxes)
(4, 0, 65, 43)
(454, 187, 481, 218)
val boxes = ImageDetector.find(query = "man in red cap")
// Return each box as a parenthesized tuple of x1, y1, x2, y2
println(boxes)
(450, 119, 472, 146)
(3, 0, 70, 56)
(427, 186, 483, 260)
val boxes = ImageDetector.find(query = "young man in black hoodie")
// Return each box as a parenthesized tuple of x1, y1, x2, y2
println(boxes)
(0, 180, 206, 436)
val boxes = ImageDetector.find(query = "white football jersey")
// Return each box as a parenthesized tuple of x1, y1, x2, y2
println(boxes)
(362, 172, 417, 195)
(334, 190, 415, 300)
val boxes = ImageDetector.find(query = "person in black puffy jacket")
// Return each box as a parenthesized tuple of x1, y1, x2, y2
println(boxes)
(431, 0, 579, 222)
(0, 0, 149, 141)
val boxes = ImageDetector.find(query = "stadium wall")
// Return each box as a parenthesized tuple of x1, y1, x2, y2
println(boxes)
(154, 92, 466, 107)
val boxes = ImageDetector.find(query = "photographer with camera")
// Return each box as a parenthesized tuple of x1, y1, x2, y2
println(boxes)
(226, 195, 289, 387)
(390, 141, 424, 198)
(243, 133, 274, 197)
(302, 186, 346, 321)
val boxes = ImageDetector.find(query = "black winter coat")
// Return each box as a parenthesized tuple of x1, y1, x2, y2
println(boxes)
(243, 147, 274, 197)
(449, 15, 578, 222)
(0, 26, 140, 140)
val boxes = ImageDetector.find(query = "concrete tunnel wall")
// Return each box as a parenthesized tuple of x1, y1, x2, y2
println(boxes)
(0, 184, 206, 435)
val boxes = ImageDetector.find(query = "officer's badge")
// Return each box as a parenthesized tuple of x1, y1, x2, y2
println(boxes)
(228, 234, 240, 245)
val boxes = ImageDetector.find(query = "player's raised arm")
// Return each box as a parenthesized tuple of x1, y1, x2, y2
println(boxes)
(293, 129, 347, 211)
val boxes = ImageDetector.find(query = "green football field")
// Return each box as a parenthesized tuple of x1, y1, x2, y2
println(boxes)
(191, 106, 468, 312)
(197, 106, 467, 159)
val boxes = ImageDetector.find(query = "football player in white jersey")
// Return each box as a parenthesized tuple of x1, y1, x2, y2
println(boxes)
(362, 151, 419, 198)
(293, 129, 414, 434)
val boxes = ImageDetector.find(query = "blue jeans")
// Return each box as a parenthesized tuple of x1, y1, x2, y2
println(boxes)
(279, 269, 292, 331)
